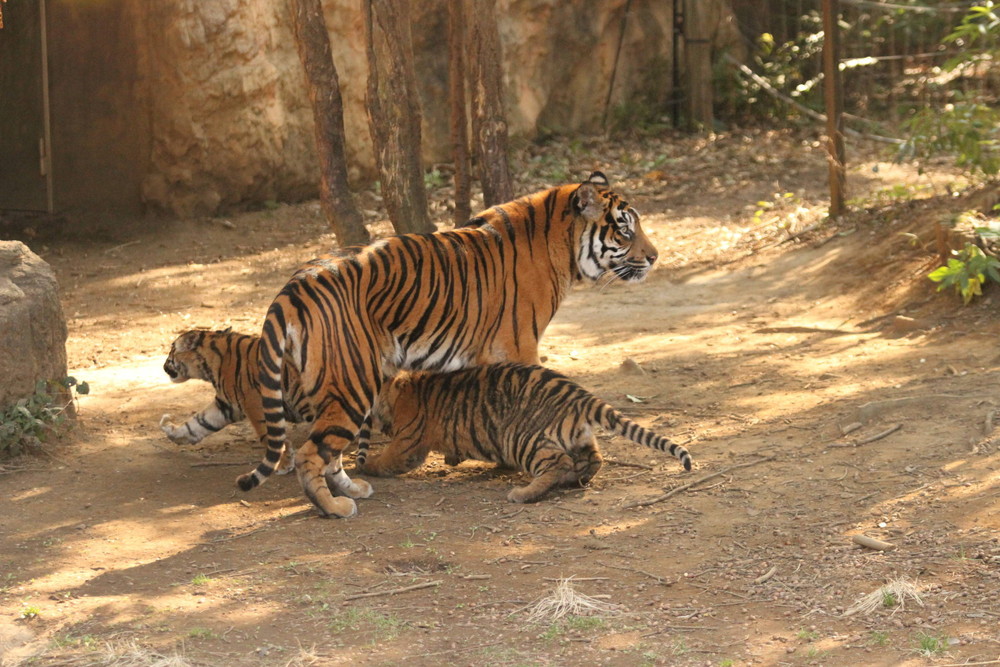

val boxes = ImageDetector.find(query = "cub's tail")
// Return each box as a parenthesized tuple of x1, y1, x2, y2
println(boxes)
(593, 400, 692, 471)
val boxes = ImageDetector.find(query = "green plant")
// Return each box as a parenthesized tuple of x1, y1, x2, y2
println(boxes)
(899, 102, 1000, 177)
(928, 242, 1000, 304)
(796, 628, 820, 642)
(0, 377, 88, 458)
(187, 627, 216, 640)
(424, 168, 448, 190)
(719, 660, 735, 667)
(328, 609, 405, 644)
(882, 591, 897, 608)
(869, 630, 890, 647)
(916, 631, 949, 656)
(944, 2, 1000, 56)
(19, 603, 41, 620)
(191, 574, 211, 586)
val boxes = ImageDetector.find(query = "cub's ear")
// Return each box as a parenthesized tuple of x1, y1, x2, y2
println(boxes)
(585, 171, 610, 188)
(574, 182, 606, 222)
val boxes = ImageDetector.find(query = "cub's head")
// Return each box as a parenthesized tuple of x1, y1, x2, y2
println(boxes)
(572, 171, 657, 283)
(163, 329, 232, 384)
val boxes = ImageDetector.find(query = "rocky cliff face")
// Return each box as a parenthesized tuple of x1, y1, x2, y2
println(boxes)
(131, 0, 735, 216)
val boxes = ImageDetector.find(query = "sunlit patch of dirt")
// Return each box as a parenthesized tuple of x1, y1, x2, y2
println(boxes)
(2, 130, 998, 666)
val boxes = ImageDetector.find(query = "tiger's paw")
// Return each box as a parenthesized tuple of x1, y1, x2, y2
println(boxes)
(275, 445, 296, 475)
(506, 486, 540, 504)
(159, 415, 196, 445)
(316, 496, 358, 519)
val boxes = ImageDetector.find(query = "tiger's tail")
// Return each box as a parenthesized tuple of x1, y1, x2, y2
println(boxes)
(593, 399, 692, 471)
(237, 299, 291, 491)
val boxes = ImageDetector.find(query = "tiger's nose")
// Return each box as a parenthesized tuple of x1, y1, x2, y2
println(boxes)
(646, 252, 658, 266)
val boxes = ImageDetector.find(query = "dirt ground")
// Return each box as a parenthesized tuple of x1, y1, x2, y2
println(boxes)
(2, 131, 999, 666)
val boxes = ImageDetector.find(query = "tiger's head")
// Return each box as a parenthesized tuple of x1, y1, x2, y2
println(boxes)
(572, 171, 657, 283)
(163, 329, 230, 384)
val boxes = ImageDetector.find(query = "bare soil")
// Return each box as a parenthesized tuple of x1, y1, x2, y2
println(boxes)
(2, 131, 999, 667)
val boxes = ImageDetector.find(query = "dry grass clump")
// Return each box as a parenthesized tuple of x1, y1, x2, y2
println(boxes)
(518, 577, 623, 624)
(843, 577, 924, 617)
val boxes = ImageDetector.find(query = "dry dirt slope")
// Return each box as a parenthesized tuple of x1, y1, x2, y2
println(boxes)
(1, 137, 999, 666)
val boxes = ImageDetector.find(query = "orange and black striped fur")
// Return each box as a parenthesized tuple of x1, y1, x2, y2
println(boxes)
(160, 329, 311, 485)
(356, 363, 692, 503)
(255, 172, 659, 517)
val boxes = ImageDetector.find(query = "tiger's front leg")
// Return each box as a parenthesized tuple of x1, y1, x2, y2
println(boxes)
(297, 407, 374, 518)
(159, 398, 240, 445)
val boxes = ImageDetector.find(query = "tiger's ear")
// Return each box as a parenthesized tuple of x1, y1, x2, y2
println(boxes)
(174, 330, 201, 352)
(586, 171, 610, 188)
(574, 182, 606, 222)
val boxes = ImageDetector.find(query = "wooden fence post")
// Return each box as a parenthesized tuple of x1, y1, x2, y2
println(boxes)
(822, 0, 846, 218)
(683, 0, 713, 130)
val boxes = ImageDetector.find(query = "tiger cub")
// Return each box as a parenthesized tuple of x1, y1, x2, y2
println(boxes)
(356, 363, 692, 503)
(159, 328, 312, 487)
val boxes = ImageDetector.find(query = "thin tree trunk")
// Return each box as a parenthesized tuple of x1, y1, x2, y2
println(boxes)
(448, 0, 472, 226)
(288, 0, 370, 246)
(466, 0, 514, 207)
(365, 0, 434, 235)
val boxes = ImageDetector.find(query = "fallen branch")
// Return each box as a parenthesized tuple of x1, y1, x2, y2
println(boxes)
(623, 456, 776, 509)
(851, 534, 896, 551)
(343, 579, 441, 602)
(828, 423, 901, 448)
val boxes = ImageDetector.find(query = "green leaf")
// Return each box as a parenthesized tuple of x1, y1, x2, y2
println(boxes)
(76, 381, 90, 396)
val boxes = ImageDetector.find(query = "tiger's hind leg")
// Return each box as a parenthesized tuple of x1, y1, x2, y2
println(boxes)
(358, 433, 432, 477)
(563, 434, 603, 488)
(297, 407, 374, 518)
(507, 442, 575, 504)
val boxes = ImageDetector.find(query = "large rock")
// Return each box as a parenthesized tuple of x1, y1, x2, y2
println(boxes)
(0, 242, 70, 412)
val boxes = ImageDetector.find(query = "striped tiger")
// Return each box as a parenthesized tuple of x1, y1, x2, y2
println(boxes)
(356, 363, 692, 503)
(159, 328, 311, 481)
(255, 172, 659, 517)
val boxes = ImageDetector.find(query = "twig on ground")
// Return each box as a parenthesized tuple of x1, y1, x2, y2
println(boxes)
(343, 580, 441, 602)
(597, 560, 669, 585)
(828, 423, 902, 448)
(753, 566, 778, 585)
(190, 461, 253, 468)
(623, 456, 776, 509)
(603, 458, 654, 470)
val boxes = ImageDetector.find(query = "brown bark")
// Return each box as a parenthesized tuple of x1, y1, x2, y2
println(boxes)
(288, 0, 370, 246)
(465, 0, 514, 207)
(448, 0, 471, 226)
(365, 0, 434, 235)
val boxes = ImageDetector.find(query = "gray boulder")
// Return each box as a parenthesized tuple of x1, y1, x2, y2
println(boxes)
(0, 241, 71, 414)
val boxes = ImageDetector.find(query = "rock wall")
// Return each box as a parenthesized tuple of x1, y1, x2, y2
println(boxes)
(119, 0, 736, 217)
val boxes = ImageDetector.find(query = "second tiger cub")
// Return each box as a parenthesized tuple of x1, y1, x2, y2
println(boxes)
(356, 363, 692, 503)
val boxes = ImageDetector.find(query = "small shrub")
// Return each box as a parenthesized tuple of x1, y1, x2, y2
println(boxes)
(0, 377, 89, 458)
(928, 242, 1000, 304)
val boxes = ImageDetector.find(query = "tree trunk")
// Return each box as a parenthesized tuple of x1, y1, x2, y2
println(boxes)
(448, 0, 472, 226)
(365, 0, 434, 235)
(465, 0, 514, 207)
(288, 0, 370, 246)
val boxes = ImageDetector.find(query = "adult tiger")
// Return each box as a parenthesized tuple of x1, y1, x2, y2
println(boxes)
(253, 172, 658, 517)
